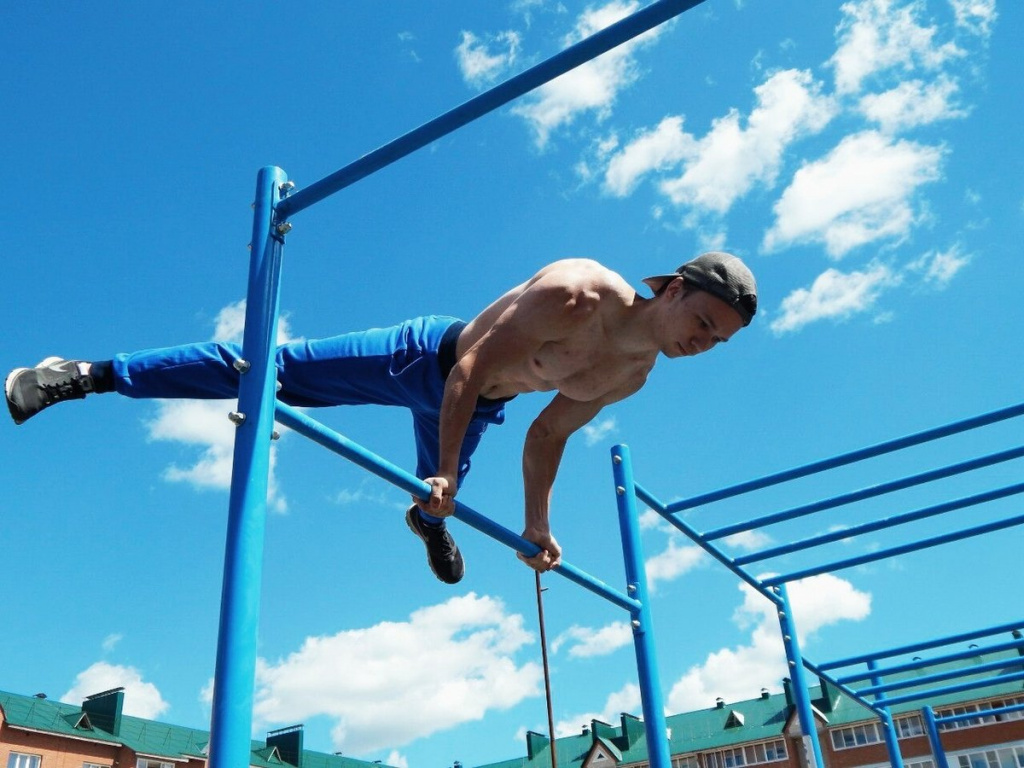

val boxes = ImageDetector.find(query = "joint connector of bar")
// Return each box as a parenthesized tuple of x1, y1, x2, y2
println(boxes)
(276, 222, 293, 235)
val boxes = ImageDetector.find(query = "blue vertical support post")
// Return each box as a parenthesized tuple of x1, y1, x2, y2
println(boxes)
(773, 584, 826, 768)
(923, 706, 950, 768)
(868, 659, 904, 768)
(209, 166, 289, 768)
(611, 445, 671, 768)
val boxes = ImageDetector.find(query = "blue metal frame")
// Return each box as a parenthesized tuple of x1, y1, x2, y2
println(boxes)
(209, 5, 715, 765)
(620, 400, 1024, 768)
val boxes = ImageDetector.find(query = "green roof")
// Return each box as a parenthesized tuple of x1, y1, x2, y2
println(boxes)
(0, 690, 393, 768)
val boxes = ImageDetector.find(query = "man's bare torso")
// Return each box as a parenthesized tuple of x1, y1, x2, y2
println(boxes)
(457, 259, 657, 403)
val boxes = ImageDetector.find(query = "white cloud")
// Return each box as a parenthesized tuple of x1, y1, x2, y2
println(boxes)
(551, 621, 632, 658)
(511, 1, 666, 148)
(602, 69, 835, 223)
(554, 682, 641, 738)
(645, 537, 705, 588)
(146, 301, 297, 512)
(769, 264, 900, 335)
(829, 0, 963, 96)
(666, 575, 870, 712)
(657, 70, 836, 216)
(906, 244, 972, 288)
(250, 593, 541, 756)
(763, 131, 944, 258)
(101, 633, 123, 653)
(949, 0, 997, 37)
(62, 662, 169, 720)
(723, 529, 773, 552)
(582, 416, 618, 447)
(455, 30, 522, 88)
(858, 75, 966, 132)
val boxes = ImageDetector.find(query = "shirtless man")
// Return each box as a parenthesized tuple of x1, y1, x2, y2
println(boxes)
(6, 252, 756, 585)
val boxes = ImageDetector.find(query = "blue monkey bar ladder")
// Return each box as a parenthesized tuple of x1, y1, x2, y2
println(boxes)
(614, 400, 1024, 768)
(211, 3, 710, 768)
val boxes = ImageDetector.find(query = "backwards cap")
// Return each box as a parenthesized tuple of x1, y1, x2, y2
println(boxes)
(643, 251, 757, 326)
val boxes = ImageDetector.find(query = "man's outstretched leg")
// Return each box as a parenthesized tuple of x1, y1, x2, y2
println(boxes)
(6, 357, 113, 425)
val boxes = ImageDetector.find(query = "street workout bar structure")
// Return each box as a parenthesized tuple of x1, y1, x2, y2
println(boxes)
(211, 3, 707, 768)
(211, 2, 1024, 768)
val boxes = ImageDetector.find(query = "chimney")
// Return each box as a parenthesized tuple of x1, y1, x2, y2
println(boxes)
(760, 688, 770, 700)
(82, 688, 124, 736)
(782, 678, 794, 709)
(715, 698, 725, 709)
(526, 731, 550, 760)
(267, 724, 304, 767)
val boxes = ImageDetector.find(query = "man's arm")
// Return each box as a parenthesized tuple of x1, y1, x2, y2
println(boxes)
(418, 264, 605, 514)
(518, 376, 646, 572)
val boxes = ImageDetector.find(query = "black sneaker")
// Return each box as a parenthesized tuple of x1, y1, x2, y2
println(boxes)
(405, 505, 465, 584)
(6, 357, 95, 425)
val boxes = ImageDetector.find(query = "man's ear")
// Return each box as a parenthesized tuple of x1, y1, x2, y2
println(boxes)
(664, 275, 686, 299)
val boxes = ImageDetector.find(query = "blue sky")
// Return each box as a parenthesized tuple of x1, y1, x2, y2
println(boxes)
(2, 1, 1022, 767)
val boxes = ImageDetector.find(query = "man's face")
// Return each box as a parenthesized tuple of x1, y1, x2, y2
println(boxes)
(659, 279, 745, 358)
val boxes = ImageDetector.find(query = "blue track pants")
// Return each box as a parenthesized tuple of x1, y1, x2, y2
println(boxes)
(110, 315, 508, 489)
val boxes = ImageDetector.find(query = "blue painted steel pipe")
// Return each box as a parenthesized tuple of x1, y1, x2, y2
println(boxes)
(818, 619, 1024, 670)
(274, 402, 640, 613)
(857, 656, 1024, 697)
(276, 0, 707, 219)
(734, 480, 1024, 566)
(665, 402, 1024, 514)
(708, 446, 1024, 542)
(800, 660, 887, 715)
(837, 638, 1024, 684)
(868, 660, 905, 768)
(761, 510, 1024, 586)
(633, 481, 785, 607)
(209, 166, 289, 768)
(612, 446, 672, 768)
(923, 707, 950, 768)
(869, 670, 1024, 708)
(934, 702, 1024, 724)
(774, 584, 826, 768)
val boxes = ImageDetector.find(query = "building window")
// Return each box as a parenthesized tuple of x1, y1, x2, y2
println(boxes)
(896, 714, 925, 738)
(84, 763, 110, 768)
(137, 760, 174, 768)
(938, 697, 1024, 732)
(672, 757, 699, 768)
(830, 722, 883, 749)
(954, 745, 1024, 768)
(703, 739, 787, 768)
(8, 754, 41, 768)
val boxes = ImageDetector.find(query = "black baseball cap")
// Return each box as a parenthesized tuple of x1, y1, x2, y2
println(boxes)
(643, 251, 757, 326)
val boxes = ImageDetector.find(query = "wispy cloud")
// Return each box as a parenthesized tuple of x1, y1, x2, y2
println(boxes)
(645, 537, 706, 589)
(553, 683, 641, 738)
(762, 131, 944, 258)
(769, 263, 900, 335)
(511, 1, 668, 148)
(247, 593, 541, 756)
(146, 301, 297, 512)
(581, 416, 617, 447)
(551, 621, 632, 658)
(455, 30, 522, 88)
(666, 574, 870, 711)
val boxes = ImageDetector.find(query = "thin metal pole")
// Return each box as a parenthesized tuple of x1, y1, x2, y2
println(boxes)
(535, 573, 558, 768)
(612, 445, 671, 768)
(209, 166, 288, 768)
(276, 0, 708, 219)
(868, 660, 905, 768)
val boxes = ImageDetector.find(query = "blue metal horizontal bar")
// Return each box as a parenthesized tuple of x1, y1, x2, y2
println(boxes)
(708, 445, 1024, 541)
(761, 510, 1024, 587)
(868, 670, 1024, 708)
(274, 403, 640, 612)
(734, 480, 1024, 566)
(801, 659, 888, 715)
(837, 639, 1024, 684)
(632, 482, 785, 608)
(934, 702, 1024, 725)
(819, 619, 1024, 670)
(665, 401, 1024, 514)
(276, 0, 707, 219)
(855, 656, 1024, 697)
